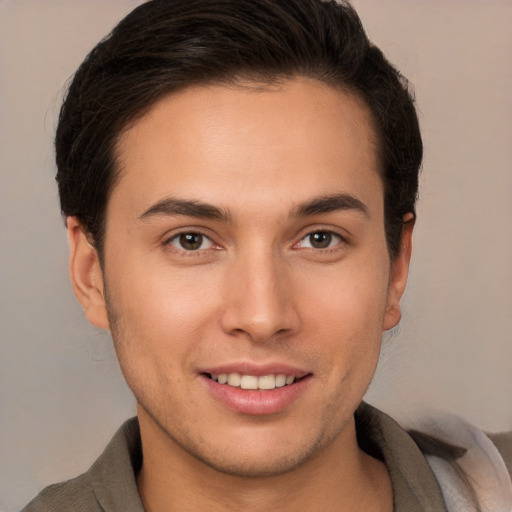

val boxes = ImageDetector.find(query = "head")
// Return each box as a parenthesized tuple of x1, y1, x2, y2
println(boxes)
(61, 0, 421, 480)
(56, 0, 421, 263)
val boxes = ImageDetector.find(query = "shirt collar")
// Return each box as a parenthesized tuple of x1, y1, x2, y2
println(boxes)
(356, 402, 447, 512)
(88, 404, 447, 512)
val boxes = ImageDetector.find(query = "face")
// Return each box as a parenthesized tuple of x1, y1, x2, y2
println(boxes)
(70, 78, 411, 477)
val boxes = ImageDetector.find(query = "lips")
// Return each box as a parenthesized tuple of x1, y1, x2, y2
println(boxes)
(200, 364, 312, 415)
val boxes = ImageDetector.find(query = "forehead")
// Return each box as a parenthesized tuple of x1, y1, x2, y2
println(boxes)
(112, 78, 382, 220)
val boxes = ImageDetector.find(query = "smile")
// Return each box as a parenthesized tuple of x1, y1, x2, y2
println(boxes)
(202, 369, 312, 414)
(208, 373, 296, 390)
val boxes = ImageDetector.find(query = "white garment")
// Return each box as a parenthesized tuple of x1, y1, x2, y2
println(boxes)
(414, 414, 512, 512)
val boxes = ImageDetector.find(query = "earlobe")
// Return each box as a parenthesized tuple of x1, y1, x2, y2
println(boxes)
(383, 215, 415, 331)
(67, 217, 110, 330)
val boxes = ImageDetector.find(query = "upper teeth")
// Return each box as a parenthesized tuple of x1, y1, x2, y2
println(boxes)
(210, 373, 295, 390)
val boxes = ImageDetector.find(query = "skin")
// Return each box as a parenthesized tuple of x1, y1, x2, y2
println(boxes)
(68, 78, 413, 511)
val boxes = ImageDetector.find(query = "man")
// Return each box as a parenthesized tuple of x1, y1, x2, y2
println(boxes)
(22, 1, 512, 511)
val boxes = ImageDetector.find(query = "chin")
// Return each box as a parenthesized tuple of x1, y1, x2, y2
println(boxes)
(166, 418, 340, 479)
(182, 439, 323, 478)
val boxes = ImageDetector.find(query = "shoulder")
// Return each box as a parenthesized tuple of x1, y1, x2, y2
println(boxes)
(21, 473, 99, 512)
(357, 403, 512, 511)
(21, 418, 143, 512)
(488, 431, 512, 477)
(405, 411, 512, 511)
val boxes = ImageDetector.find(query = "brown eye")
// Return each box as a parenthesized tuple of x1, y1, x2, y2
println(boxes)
(300, 231, 341, 249)
(169, 232, 213, 251)
(310, 232, 332, 248)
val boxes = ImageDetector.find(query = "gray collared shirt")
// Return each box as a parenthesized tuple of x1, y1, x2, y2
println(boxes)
(21, 404, 464, 511)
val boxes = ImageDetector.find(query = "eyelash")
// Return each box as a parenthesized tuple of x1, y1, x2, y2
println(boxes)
(296, 230, 345, 251)
(164, 230, 218, 255)
(163, 228, 347, 255)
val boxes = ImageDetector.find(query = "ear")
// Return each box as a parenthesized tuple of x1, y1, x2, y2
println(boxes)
(67, 217, 110, 330)
(383, 214, 415, 331)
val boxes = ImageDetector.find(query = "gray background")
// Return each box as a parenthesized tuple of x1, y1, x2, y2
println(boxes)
(1, 1, 511, 510)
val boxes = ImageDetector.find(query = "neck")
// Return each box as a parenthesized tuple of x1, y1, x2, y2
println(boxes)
(136, 409, 393, 512)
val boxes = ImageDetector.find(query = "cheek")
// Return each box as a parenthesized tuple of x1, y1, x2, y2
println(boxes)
(298, 256, 390, 332)
(296, 257, 389, 373)
(105, 256, 222, 370)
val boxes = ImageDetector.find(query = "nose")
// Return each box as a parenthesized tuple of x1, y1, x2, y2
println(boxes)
(220, 248, 300, 343)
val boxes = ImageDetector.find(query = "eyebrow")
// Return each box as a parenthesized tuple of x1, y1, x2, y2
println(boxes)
(138, 192, 368, 223)
(292, 193, 369, 218)
(139, 198, 231, 222)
